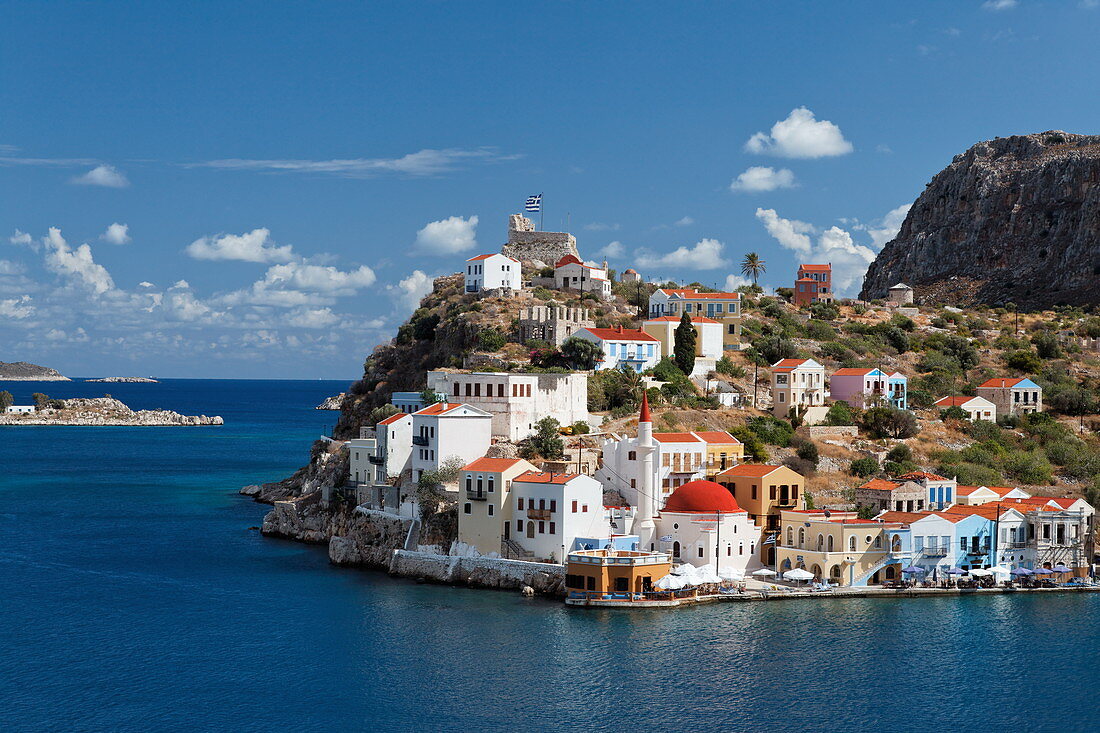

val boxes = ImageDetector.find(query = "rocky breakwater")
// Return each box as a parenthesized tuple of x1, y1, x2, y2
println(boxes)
(862, 131, 1100, 309)
(0, 397, 222, 426)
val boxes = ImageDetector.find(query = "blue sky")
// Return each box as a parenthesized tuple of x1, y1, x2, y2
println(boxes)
(2, 0, 1098, 378)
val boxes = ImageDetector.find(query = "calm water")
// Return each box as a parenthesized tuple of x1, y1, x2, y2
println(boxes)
(2, 379, 1098, 732)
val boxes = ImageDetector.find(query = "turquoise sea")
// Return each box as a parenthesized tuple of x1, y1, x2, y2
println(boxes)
(2, 379, 1098, 732)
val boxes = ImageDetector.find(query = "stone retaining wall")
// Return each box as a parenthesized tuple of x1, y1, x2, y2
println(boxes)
(797, 425, 859, 439)
(388, 550, 566, 596)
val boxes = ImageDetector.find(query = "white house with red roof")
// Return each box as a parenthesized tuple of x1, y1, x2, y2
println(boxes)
(455, 457, 538, 557)
(553, 254, 611, 299)
(975, 377, 1042, 416)
(769, 358, 825, 418)
(465, 253, 521, 293)
(642, 314, 724, 363)
(508, 470, 610, 562)
(934, 395, 997, 422)
(648, 287, 743, 351)
(653, 479, 762, 576)
(574, 325, 660, 372)
(410, 402, 493, 481)
(954, 484, 1029, 506)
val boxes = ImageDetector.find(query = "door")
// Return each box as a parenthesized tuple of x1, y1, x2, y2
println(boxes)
(504, 521, 510, 540)
(526, 522, 535, 539)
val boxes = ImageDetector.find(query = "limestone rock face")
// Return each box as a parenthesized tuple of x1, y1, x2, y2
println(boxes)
(861, 131, 1100, 309)
(0, 397, 222, 426)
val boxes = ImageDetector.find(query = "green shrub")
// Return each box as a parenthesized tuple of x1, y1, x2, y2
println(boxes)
(861, 406, 920, 439)
(795, 439, 819, 466)
(729, 427, 769, 463)
(806, 320, 836, 341)
(849, 457, 879, 478)
(715, 356, 746, 378)
(1003, 350, 1042, 373)
(747, 416, 794, 447)
(532, 286, 555, 300)
(822, 400, 857, 426)
(808, 302, 840, 321)
(885, 444, 912, 463)
(477, 328, 507, 351)
(939, 405, 970, 421)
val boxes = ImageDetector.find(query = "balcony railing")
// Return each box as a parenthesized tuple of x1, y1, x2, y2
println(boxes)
(368, 455, 383, 465)
(412, 435, 429, 446)
(1004, 541, 1028, 549)
(467, 489, 487, 501)
(527, 508, 552, 521)
(921, 547, 949, 557)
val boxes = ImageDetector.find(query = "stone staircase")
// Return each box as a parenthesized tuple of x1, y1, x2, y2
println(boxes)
(501, 536, 535, 560)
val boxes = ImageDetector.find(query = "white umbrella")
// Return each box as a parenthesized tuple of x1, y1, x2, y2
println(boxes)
(970, 568, 993, 577)
(784, 568, 815, 581)
(989, 565, 1012, 576)
(655, 575, 679, 590)
(695, 565, 722, 584)
(751, 568, 777, 577)
(719, 567, 744, 581)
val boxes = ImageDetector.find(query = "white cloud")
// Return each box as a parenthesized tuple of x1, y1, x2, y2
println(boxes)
(387, 270, 434, 314)
(286, 307, 340, 329)
(730, 166, 797, 193)
(674, 216, 694, 227)
(1082, 0, 1100, 8)
(754, 209, 876, 296)
(0, 259, 25, 275)
(0, 295, 34, 319)
(723, 274, 752, 291)
(42, 227, 115, 295)
(188, 147, 514, 178)
(598, 241, 626, 258)
(636, 238, 729, 270)
(982, 0, 1017, 10)
(745, 107, 853, 159)
(186, 228, 295, 263)
(865, 204, 911, 249)
(584, 222, 620, 231)
(755, 208, 814, 255)
(71, 164, 130, 188)
(9, 230, 33, 247)
(100, 222, 131, 245)
(222, 261, 377, 307)
(413, 215, 478, 255)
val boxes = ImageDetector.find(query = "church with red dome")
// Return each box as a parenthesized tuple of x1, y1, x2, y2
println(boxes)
(655, 478, 762, 577)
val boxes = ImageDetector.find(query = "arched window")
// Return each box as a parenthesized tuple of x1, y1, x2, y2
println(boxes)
(830, 565, 842, 580)
(798, 528, 805, 547)
(787, 527, 794, 546)
(738, 544, 744, 555)
(874, 536, 882, 549)
(849, 536, 856, 551)
(817, 534, 824, 551)
(827, 536, 834, 552)
(891, 534, 902, 553)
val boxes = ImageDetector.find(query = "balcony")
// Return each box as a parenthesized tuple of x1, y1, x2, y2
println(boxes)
(466, 489, 487, 501)
(465, 285, 478, 293)
(527, 508, 552, 521)
(412, 435, 429, 446)
(368, 455, 384, 465)
(921, 547, 949, 557)
(966, 546, 991, 556)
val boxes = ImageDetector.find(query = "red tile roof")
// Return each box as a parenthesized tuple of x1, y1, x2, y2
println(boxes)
(935, 396, 975, 407)
(581, 327, 659, 342)
(515, 470, 580, 484)
(414, 402, 465, 416)
(467, 253, 517, 262)
(897, 471, 950, 481)
(657, 288, 741, 300)
(977, 377, 1026, 389)
(653, 432, 703, 443)
(692, 430, 740, 445)
(799, 264, 831, 272)
(555, 254, 584, 267)
(859, 478, 901, 491)
(378, 412, 409, 426)
(833, 367, 877, 376)
(716, 464, 784, 478)
(876, 511, 933, 523)
(771, 358, 812, 371)
(463, 457, 525, 472)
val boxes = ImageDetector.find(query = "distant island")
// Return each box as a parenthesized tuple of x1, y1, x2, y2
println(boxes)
(85, 377, 159, 383)
(0, 361, 70, 381)
(0, 396, 222, 426)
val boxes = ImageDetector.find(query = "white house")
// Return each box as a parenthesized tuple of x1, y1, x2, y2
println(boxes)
(573, 326, 660, 372)
(426, 370, 589, 441)
(935, 395, 997, 422)
(465, 253, 521, 293)
(456, 457, 539, 557)
(655, 479, 762, 577)
(410, 402, 493, 481)
(642, 315, 724, 363)
(509, 471, 610, 562)
(770, 358, 825, 418)
(954, 484, 1030, 506)
(553, 254, 611, 299)
(375, 412, 413, 481)
(5, 405, 35, 414)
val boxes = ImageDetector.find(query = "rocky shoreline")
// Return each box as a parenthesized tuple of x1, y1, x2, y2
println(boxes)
(315, 393, 346, 410)
(0, 397, 222, 426)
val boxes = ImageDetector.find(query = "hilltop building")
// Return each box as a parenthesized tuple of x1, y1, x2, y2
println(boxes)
(500, 213, 579, 265)
(793, 264, 832, 306)
(426, 370, 589, 441)
(829, 367, 908, 410)
(975, 377, 1043, 416)
(769, 358, 825, 418)
(553, 255, 611, 299)
(648, 287, 743, 351)
(464, 253, 521, 293)
(620, 268, 641, 283)
(888, 283, 914, 304)
(516, 305, 594, 347)
(934, 395, 997, 422)
(573, 326, 660, 372)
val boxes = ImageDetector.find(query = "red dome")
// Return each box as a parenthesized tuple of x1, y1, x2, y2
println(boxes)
(663, 480, 741, 513)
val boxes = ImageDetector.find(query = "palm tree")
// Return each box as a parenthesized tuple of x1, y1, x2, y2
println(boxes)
(741, 252, 766, 285)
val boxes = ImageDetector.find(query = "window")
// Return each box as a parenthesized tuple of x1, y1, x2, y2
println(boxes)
(538, 521, 545, 534)
(474, 383, 481, 397)
(572, 500, 578, 513)
(517, 520, 523, 532)
(476, 477, 483, 492)
(550, 500, 557, 513)
(849, 536, 856, 551)
(628, 451, 637, 460)
(698, 546, 704, 558)
(630, 479, 636, 488)
(778, 393, 786, 403)
(582, 504, 588, 513)
(798, 528, 805, 546)
(751, 484, 758, 500)
(518, 497, 525, 510)
(787, 527, 793, 545)
(463, 503, 471, 514)
(488, 505, 494, 516)
(769, 485, 776, 500)
(498, 384, 505, 397)
(465, 383, 471, 396)
(549, 522, 556, 534)
(586, 576, 595, 591)
(488, 476, 495, 493)
(539, 499, 546, 510)
(465, 476, 472, 492)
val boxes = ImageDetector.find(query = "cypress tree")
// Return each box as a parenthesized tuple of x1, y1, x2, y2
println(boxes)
(673, 312, 697, 375)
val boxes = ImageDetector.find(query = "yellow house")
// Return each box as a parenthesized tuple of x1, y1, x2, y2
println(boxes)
(775, 510, 904, 586)
(715, 464, 805, 565)
(694, 431, 744, 478)
(457, 457, 538, 556)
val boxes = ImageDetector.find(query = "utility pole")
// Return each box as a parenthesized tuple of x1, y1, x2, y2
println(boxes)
(753, 360, 760, 410)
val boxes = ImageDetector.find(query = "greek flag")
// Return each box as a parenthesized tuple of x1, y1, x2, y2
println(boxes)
(525, 193, 542, 212)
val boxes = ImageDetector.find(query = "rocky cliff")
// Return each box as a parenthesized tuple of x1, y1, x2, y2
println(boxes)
(0, 397, 222, 426)
(0, 361, 69, 381)
(861, 131, 1100, 309)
